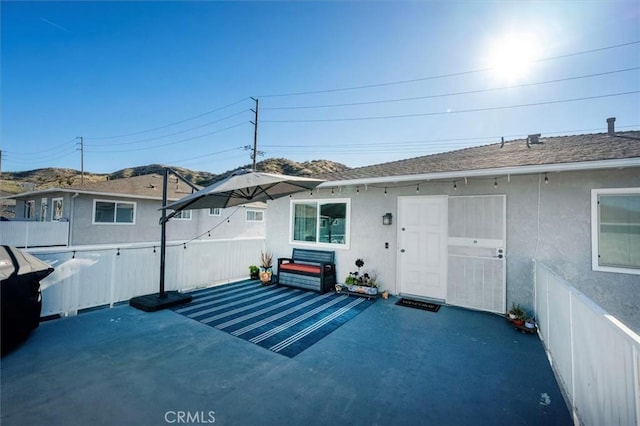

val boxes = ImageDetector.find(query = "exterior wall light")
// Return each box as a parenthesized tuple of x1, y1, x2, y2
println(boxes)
(382, 213, 393, 225)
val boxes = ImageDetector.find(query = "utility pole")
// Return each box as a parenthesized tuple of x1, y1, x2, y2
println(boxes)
(250, 97, 261, 170)
(76, 136, 84, 185)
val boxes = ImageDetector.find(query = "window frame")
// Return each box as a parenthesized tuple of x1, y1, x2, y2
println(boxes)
(52, 197, 64, 220)
(25, 200, 35, 219)
(246, 209, 264, 222)
(591, 188, 640, 275)
(40, 197, 48, 222)
(289, 198, 351, 249)
(92, 199, 136, 225)
(173, 210, 192, 220)
(209, 208, 221, 216)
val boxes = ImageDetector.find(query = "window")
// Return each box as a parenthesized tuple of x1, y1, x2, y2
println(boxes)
(209, 208, 221, 216)
(173, 210, 192, 220)
(291, 199, 349, 246)
(93, 200, 135, 224)
(246, 210, 264, 222)
(592, 188, 640, 275)
(52, 198, 64, 220)
(40, 198, 48, 222)
(24, 200, 35, 219)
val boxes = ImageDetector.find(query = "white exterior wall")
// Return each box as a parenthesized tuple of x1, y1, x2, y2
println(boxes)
(266, 167, 640, 334)
(7, 192, 266, 245)
(69, 195, 265, 245)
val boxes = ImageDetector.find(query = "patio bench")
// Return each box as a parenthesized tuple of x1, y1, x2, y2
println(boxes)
(277, 248, 336, 294)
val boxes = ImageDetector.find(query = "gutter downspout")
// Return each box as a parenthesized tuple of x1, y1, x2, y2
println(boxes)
(69, 192, 79, 247)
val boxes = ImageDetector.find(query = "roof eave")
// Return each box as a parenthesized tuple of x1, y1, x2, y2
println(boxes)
(2, 188, 188, 202)
(319, 158, 640, 188)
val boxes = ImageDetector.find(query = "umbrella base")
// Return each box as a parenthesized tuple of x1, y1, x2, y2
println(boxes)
(129, 291, 192, 312)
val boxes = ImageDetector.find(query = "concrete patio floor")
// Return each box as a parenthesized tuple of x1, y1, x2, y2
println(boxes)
(1, 291, 572, 425)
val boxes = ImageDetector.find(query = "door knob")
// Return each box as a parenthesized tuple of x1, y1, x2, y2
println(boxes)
(400, 249, 405, 253)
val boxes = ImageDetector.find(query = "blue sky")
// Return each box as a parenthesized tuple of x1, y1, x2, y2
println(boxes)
(2, 1, 639, 174)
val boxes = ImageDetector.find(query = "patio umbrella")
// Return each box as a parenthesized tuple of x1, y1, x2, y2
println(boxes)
(130, 168, 324, 312)
(161, 169, 325, 217)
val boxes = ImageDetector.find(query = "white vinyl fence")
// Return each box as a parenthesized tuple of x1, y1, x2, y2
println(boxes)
(534, 261, 640, 426)
(0, 221, 69, 248)
(29, 238, 265, 317)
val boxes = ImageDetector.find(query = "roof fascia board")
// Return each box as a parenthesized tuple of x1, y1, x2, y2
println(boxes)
(319, 158, 640, 187)
(3, 188, 186, 202)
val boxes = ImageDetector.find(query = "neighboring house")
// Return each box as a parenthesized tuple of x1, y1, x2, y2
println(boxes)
(266, 121, 640, 334)
(2, 173, 266, 246)
(0, 190, 16, 219)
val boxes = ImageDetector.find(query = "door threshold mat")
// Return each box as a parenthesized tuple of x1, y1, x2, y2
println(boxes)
(396, 298, 441, 312)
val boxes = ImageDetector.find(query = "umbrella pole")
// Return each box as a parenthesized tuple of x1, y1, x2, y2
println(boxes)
(129, 167, 192, 311)
(159, 168, 168, 298)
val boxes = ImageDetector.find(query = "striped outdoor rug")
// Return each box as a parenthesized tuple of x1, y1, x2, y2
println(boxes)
(172, 280, 375, 358)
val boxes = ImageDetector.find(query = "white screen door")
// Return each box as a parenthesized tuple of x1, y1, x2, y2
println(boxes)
(397, 196, 448, 301)
(447, 195, 506, 313)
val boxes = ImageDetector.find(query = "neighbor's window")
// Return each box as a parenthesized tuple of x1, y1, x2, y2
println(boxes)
(40, 198, 48, 222)
(291, 199, 349, 246)
(209, 208, 221, 216)
(246, 210, 264, 222)
(93, 200, 135, 224)
(592, 188, 640, 274)
(24, 200, 35, 219)
(52, 198, 64, 220)
(173, 210, 192, 220)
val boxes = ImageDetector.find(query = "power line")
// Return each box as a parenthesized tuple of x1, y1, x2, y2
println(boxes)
(85, 97, 250, 140)
(261, 124, 640, 158)
(169, 147, 245, 165)
(85, 122, 250, 153)
(88, 109, 250, 147)
(262, 91, 640, 123)
(6, 137, 78, 156)
(258, 40, 640, 98)
(262, 67, 640, 110)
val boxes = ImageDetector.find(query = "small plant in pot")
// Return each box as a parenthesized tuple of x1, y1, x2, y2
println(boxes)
(508, 303, 526, 326)
(525, 317, 536, 329)
(249, 265, 260, 280)
(344, 259, 379, 296)
(259, 251, 273, 284)
(508, 303, 524, 320)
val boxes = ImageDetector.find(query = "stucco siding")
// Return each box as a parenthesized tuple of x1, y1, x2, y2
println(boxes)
(70, 195, 265, 245)
(267, 167, 640, 334)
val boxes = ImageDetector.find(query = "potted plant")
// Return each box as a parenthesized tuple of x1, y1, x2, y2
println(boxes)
(259, 251, 273, 284)
(344, 259, 379, 296)
(507, 303, 522, 320)
(525, 317, 536, 330)
(249, 265, 260, 280)
(508, 303, 526, 326)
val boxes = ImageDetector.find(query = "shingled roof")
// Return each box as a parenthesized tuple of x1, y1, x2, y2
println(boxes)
(320, 131, 640, 183)
(66, 173, 199, 200)
(3, 173, 201, 202)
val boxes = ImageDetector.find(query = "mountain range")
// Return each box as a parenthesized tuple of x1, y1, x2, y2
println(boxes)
(0, 158, 349, 195)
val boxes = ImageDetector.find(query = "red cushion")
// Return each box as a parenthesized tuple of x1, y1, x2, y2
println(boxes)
(280, 263, 321, 274)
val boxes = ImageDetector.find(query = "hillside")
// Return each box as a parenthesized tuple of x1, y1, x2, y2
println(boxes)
(0, 159, 349, 194)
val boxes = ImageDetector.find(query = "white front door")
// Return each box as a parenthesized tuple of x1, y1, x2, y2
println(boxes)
(397, 196, 448, 301)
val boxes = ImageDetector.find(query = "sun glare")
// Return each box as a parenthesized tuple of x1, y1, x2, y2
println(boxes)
(488, 32, 541, 82)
